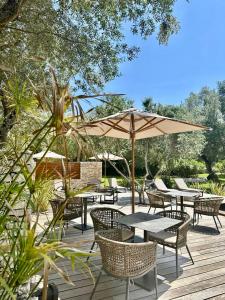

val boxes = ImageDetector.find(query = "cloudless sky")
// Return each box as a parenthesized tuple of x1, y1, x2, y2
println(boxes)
(105, 0, 225, 108)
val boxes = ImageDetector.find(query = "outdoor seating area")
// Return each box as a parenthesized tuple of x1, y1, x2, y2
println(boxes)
(32, 175, 225, 299)
(2, 3, 225, 298)
(46, 190, 225, 299)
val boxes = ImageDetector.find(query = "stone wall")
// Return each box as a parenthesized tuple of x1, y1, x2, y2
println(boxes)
(71, 162, 102, 189)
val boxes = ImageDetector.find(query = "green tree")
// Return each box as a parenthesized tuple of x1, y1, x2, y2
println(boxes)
(141, 97, 205, 177)
(184, 87, 225, 180)
(0, 0, 180, 145)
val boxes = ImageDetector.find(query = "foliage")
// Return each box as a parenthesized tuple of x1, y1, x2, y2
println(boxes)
(31, 178, 54, 212)
(0, 0, 179, 89)
(190, 181, 225, 196)
(215, 160, 225, 173)
(170, 160, 206, 178)
(183, 86, 225, 180)
(0, 74, 94, 299)
(134, 99, 206, 178)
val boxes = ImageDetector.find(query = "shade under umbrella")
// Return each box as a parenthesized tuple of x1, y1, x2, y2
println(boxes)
(32, 151, 66, 160)
(75, 108, 207, 213)
(89, 152, 124, 178)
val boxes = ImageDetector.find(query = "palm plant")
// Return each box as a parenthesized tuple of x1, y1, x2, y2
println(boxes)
(0, 70, 104, 299)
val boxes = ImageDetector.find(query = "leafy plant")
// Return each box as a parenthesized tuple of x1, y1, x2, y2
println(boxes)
(0, 72, 98, 300)
(32, 178, 55, 212)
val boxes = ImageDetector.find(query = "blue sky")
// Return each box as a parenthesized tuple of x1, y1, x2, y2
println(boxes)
(105, 0, 225, 108)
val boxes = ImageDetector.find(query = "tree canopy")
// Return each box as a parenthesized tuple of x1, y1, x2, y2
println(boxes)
(0, 0, 179, 89)
(183, 85, 225, 180)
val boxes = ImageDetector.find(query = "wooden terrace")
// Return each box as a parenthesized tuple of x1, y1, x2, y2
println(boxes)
(47, 193, 225, 300)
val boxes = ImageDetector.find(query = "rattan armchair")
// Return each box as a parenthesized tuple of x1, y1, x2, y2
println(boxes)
(194, 197, 223, 233)
(148, 210, 193, 277)
(88, 207, 134, 260)
(50, 197, 83, 235)
(146, 191, 172, 213)
(90, 229, 158, 300)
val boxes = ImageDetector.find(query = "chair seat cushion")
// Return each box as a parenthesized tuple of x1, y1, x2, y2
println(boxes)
(121, 228, 135, 241)
(148, 230, 176, 246)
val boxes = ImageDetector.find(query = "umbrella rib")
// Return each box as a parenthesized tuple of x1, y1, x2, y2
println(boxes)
(135, 117, 158, 133)
(104, 120, 130, 133)
(100, 113, 130, 136)
(137, 119, 166, 134)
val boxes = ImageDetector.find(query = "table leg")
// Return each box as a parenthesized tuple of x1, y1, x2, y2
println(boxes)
(180, 196, 184, 212)
(83, 198, 87, 229)
(134, 229, 165, 291)
(73, 198, 92, 231)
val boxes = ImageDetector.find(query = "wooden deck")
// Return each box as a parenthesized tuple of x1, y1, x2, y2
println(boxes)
(48, 194, 225, 300)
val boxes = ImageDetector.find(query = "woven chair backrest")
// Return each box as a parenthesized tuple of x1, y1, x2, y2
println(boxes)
(96, 230, 157, 279)
(49, 199, 62, 218)
(147, 192, 165, 207)
(90, 207, 125, 232)
(50, 198, 82, 220)
(194, 198, 223, 216)
(156, 210, 190, 247)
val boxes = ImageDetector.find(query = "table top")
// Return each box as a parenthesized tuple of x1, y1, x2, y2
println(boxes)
(76, 192, 106, 198)
(115, 212, 181, 233)
(164, 190, 200, 197)
(164, 190, 223, 201)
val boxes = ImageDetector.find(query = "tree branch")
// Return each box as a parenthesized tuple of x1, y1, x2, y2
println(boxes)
(5, 25, 87, 46)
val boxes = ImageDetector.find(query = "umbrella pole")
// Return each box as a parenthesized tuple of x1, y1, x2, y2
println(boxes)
(131, 136, 135, 214)
(104, 159, 107, 185)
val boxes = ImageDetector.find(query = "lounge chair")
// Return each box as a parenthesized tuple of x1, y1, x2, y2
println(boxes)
(109, 177, 127, 193)
(153, 178, 177, 192)
(174, 178, 203, 194)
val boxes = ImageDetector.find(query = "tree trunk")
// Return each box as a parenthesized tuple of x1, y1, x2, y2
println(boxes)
(201, 154, 219, 182)
(0, 88, 16, 148)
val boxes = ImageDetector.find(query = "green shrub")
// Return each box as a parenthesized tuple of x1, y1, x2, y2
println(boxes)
(160, 176, 174, 188)
(215, 160, 225, 173)
(32, 178, 54, 212)
(171, 160, 206, 177)
(190, 181, 225, 196)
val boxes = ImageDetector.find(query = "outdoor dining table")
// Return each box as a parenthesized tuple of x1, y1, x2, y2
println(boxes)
(163, 190, 200, 212)
(164, 190, 221, 212)
(75, 192, 107, 231)
(114, 212, 181, 291)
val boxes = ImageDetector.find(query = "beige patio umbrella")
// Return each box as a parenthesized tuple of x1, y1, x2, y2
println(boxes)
(89, 152, 124, 178)
(32, 151, 66, 160)
(75, 108, 207, 213)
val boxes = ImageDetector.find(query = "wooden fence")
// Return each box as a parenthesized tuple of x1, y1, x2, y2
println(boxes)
(35, 161, 80, 179)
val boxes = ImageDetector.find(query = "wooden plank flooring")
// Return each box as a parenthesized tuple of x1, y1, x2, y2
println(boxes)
(47, 194, 225, 300)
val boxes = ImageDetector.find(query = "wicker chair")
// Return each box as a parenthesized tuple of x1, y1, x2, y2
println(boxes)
(88, 207, 134, 260)
(193, 197, 223, 233)
(148, 210, 193, 277)
(49, 197, 83, 234)
(146, 191, 172, 213)
(90, 229, 158, 300)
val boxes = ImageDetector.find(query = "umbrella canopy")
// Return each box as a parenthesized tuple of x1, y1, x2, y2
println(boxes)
(76, 108, 207, 213)
(32, 151, 66, 160)
(89, 152, 123, 161)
